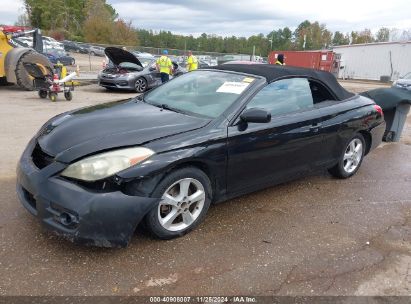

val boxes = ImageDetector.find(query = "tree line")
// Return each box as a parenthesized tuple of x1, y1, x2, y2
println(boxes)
(19, 0, 406, 56)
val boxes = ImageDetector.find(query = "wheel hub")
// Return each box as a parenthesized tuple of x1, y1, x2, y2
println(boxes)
(158, 178, 206, 232)
(343, 138, 363, 173)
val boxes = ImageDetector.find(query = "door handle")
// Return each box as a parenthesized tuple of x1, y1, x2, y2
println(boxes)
(309, 123, 322, 131)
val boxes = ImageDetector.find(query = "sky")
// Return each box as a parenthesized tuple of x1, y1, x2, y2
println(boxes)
(1, 0, 411, 37)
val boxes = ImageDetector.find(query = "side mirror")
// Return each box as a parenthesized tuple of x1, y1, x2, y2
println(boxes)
(149, 66, 156, 71)
(240, 108, 271, 123)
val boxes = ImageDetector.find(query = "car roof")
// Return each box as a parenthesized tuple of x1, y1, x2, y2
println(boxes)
(210, 63, 354, 100)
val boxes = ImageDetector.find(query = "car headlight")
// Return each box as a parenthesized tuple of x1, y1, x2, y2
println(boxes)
(61, 147, 154, 181)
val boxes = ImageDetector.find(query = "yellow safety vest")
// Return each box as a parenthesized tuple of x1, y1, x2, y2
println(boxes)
(187, 55, 198, 71)
(275, 60, 283, 65)
(157, 56, 172, 74)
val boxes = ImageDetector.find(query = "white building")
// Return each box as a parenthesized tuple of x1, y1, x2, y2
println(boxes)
(333, 41, 411, 81)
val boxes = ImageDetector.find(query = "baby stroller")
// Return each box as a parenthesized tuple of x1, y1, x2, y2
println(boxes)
(23, 62, 76, 102)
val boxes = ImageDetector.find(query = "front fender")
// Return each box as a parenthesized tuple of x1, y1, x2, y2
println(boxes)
(117, 145, 227, 200)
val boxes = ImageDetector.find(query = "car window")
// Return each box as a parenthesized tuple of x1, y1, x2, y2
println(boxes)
(404, 73, 411, 80)
(309, 80, 336, 103)
(145, 70, 256, 119)
(246, 78, 313, 117)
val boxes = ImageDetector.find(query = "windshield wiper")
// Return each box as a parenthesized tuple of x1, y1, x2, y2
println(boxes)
(146, 101, 190, 115)
(160, 104, 180, 113)
(150, 103, 184, 114)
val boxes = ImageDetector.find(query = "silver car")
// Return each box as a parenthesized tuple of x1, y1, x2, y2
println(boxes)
(393, 72, 411, 90)
(89, 45, 106, 56)
(98, 47, 186, 93)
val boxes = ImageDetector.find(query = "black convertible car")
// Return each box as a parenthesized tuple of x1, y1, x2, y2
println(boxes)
(17, 64, 385, 247)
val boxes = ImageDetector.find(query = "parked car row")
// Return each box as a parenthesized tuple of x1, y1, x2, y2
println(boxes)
(62, 41, 106, 57)
(15, 35, 65, 52)
(62, 40, 88, 54)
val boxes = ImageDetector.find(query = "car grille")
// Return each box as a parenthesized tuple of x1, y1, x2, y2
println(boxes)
(32, 143, 54, 169)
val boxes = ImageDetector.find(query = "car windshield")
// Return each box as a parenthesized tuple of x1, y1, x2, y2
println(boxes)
(403, 73, 411, 79)
(144, 70, 256, 119)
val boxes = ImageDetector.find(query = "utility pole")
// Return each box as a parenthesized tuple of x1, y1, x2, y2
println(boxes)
(270, 32, 274, 50)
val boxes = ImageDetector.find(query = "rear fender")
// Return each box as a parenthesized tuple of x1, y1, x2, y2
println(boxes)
(4, 47, 31, 83)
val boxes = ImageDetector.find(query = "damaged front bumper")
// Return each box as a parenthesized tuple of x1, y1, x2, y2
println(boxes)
(16, 139, 158, 247)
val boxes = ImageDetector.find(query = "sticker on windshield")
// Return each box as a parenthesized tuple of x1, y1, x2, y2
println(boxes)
(242, 77, 255, 83)
(217, 82, 250, 94)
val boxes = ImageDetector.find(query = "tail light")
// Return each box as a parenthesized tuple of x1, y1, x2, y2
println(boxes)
(374, 104, 383, 117)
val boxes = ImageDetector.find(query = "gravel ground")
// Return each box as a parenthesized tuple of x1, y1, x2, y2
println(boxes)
(0, 81, 410, 296)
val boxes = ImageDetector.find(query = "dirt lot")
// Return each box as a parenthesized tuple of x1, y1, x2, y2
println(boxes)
(0, 81, 410, 296)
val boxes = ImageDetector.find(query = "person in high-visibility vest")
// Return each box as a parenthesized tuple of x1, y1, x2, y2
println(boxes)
(275, 54, 285, 65)
(156, 49, 173, 83)
(186, 50, 198, 72)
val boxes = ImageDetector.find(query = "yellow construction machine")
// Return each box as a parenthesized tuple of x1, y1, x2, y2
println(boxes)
(0, 26, 52, 90)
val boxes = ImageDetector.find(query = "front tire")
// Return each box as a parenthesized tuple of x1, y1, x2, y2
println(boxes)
(328, 134, 365, 179)
(49, 92, 57, 102)
(134, 77, 147, 93)
(145, 167, 212, 239)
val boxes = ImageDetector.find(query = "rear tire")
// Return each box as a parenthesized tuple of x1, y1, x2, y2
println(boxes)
(145, 167, 212, 239)
(328, 134, 365, 179)
(15, 51, 52, 91)
(64, 91, 72, 101)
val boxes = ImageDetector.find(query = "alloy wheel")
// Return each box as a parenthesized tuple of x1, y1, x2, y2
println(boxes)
(135, 79, 147, 92)
(343, 138, 363, 173)
(158, 178, 206, 232)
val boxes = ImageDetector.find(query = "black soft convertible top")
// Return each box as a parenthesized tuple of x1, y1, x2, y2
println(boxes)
(211, 64, 354, 101)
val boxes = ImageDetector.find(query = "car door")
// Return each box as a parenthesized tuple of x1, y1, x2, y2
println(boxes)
(226, 77, 325, 195)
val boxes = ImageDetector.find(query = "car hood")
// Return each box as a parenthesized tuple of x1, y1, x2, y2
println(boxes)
(37, 100, 210, 163)
(104, 47, 142, 67)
